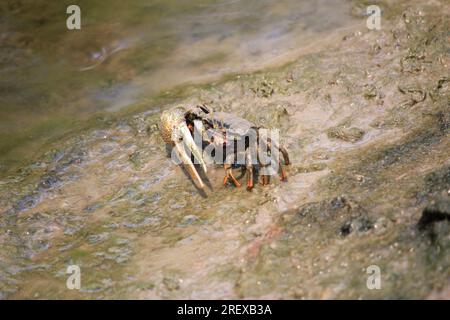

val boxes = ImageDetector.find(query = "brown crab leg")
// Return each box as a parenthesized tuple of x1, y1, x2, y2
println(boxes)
(223, 163, 241, 187)
(266, 138, 290, 181)
(277, 145, 289, 181)
(279, 165, 287, 181)
(278, 145, 290, 166)
(274, 144, 288, 181)
(260, 174, 271, 186)
(223, 155, 241, 188)
(223, 164, 241, 188)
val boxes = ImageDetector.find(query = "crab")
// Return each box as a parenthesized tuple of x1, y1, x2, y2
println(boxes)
(160, 105, 290, 190)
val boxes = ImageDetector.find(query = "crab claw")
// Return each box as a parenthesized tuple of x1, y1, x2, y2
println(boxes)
(174, 138, 205, 189)
(161, 107, 207, 189)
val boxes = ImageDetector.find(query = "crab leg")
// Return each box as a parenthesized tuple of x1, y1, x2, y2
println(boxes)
(260, 174, 271, 185)
(277, 144, 290, 166)
(223, 164, 241, 187)
(275, 143, 289, 181)
(223, 154, 241, 187)
(266, 138, 289, 182)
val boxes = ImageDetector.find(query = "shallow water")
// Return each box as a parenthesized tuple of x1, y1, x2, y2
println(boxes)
(0, 0, 356, 175)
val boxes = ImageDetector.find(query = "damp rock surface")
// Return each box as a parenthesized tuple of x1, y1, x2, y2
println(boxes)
(0, 0, 449, 299)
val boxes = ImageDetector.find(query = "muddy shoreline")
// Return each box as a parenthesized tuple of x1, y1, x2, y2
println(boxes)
(1, 0, 449, 299)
